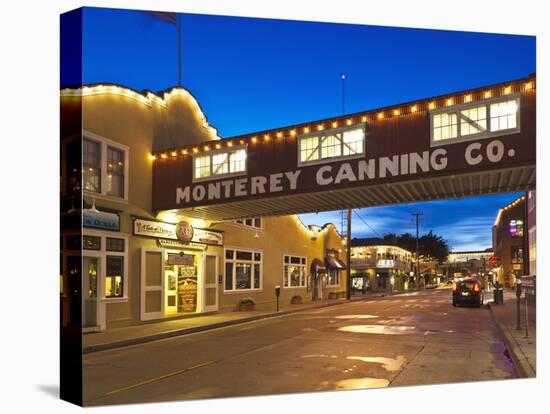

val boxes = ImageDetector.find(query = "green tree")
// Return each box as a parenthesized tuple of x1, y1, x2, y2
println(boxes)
(384, 230, 450, 263)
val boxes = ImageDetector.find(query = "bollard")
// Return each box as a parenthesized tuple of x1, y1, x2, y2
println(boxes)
(515, 279, 522, 330)
(525, 291, 529, 338)
(275, 285, 281, 312)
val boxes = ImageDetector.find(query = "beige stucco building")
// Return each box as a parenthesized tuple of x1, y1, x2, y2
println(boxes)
(60, 84, 347, 331)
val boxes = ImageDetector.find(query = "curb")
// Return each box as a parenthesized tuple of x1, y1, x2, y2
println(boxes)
(487, 303, 536, 378)
(83, 300, 348, 354)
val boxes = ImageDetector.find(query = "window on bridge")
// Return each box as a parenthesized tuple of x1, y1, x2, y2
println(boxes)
(298, 124, 366, 166)
(430, 96, 520, 146)
(193, 146, 247, 181)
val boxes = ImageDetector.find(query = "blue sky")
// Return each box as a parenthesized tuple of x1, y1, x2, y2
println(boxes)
(71, 7, 535, 251)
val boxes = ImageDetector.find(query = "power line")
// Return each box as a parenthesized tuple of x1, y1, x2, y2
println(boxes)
(353, 209, 382, 238)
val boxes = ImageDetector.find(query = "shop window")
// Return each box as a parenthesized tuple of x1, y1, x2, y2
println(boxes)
(83, 235, 101, 250)
(66, 139, 81, 193)
(193, 146, 247, 181)
(431, 96, 520, 146)
(83, 139, 101, 193)
(66, 235, 81, 250)
(298, 124, 365, 166)
(234, 217, 262, 229)
(283, 255, 307, 288)
(225, 249, 262, 291)
(106, 147, 125, 198)
(106, 237, 125, 252)
(327, 270, 340, 287)
(106, 256, 124, 297)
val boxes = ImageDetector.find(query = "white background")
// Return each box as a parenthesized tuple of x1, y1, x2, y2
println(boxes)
(0, 0, 546, 412)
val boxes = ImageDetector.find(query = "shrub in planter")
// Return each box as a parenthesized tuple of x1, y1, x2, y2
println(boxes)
(290, 295, 302, 304)
(238, 297, 255, 311)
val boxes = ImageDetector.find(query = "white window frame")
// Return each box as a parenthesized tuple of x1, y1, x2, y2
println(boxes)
(223, 247, 263, 293)
(283, 254, 307, 288)
(430, 93, 521, 147)
(233, 217, 263, 230)
(297, 123, 366, 167)
(82, 229, 129, 303)
(192, 145, 248, 182)
(327, 269, 341, 287)
(83, 130, 130, 203)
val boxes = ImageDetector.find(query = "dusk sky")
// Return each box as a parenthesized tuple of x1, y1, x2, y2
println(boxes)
(71, 7, 535, 251)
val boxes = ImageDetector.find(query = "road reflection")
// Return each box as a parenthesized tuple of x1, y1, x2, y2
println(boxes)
(347, 355, 407, 372)
(338, 325, 417, 335)
(334, 377, 390, 390)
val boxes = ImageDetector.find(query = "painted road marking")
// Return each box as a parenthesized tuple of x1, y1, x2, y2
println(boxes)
(105, 361, 215, 396)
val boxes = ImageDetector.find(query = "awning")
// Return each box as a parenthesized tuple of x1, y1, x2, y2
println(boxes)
(325, 256, 346, 271)
(310, 258, 327, 273)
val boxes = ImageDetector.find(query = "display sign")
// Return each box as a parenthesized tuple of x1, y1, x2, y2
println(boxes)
(168, 253, 195, 266)
(157, 239, 207, 251)
(83, 209, 120, 231)
(133, 218, 223, 246)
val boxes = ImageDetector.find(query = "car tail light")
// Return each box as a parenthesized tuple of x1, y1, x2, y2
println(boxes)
(473, 283, 480, 292)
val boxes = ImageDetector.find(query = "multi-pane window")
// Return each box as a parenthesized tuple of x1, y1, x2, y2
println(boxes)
(83, 139, 101, 192)
(82, 135, 128, 200)
(490, 100, 518, 131)
(298, 125, 365, 165)
(83, 235, 101, 250)
(106, 237, 125, 252)
(225, 249, 262, 291)
(327, 270, 340, 287)
(460, 105, 487, 136)
(283, 255, 307, 288)
(194, 147, 247, 180)
(234, 217, 262, 229)
(105, 256, 124, 297)
(106, 147, 125, 197)
(431, 97, 519, 145)
(433, 113, 458, 142)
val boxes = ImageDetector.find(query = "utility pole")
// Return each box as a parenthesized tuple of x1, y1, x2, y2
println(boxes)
(412, 212, 423, 287)
(345, 208, 352, 300)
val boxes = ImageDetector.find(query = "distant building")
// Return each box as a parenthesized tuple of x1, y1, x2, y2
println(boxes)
(492, 195, 526, 287)
(527, 190, 536, 276)
(350, 238, 414, 292)
(439, 249, 493, 279)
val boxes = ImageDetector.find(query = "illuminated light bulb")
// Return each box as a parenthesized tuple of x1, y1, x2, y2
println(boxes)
(182, 149, 188, 155)
(240, 139, 245, 144)
(525, 81, 533, 90)
(264, 134, 270, 141)
(346, 119, 352, 126)
(215, 143, 221, 149)
(484, 90, 492, 98)
(276, 132, 283, 138)
(393, 109, 400, 116)
(252, 136, 258, 143)
(171, 151, 177, 157)
(150, 154, 157, 161)
(428, 102, 435, 110)
(304, 127, 310, 134)
(161, 153, 168, 159)
(362, 116, 367, 122)
(204, 146, 210, 151)
(377, 112, 384, 119)
(332, 121, 338, 128)
(504, 86, 512, 95)
(227, 141, 233, 147)
(464, 94, 472, 103)
(446, 98, 453, 106)
(193, 148, 198, 153)
(290, 129, 296, 136)
(317, 124, 324, 131)
(411, 105, 418, 112)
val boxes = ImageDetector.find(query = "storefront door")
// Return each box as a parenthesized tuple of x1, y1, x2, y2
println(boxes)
(203, 254, 218, 312)
(165, 268, 178, 313)
(83, 256, 100, 331)
(140, 248, 165, 321)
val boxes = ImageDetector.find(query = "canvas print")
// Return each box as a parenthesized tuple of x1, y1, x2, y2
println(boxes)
(60, 7, 536, 406)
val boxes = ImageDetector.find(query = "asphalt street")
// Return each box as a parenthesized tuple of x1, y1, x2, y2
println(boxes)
(83, 287, 515, 406)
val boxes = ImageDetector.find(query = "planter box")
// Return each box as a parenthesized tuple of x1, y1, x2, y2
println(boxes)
(239, 303, 255, 311)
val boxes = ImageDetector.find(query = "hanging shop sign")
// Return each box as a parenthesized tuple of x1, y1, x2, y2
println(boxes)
(157, 239, 207, 251)
(83, 209, 120, 231)
(133, 217, 223, 246)
(168, 253, 195, 266)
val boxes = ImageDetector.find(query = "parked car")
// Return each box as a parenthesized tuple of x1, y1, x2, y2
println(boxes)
(452, 277, 484, 307)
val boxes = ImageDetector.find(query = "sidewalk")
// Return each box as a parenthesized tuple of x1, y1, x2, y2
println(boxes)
(83, 297, 358, 354)
(488, 290, 536, 378)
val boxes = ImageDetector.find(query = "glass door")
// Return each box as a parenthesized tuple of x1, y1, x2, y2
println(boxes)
(83, 256, 100, 330)
(165, 269, 178, 314)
